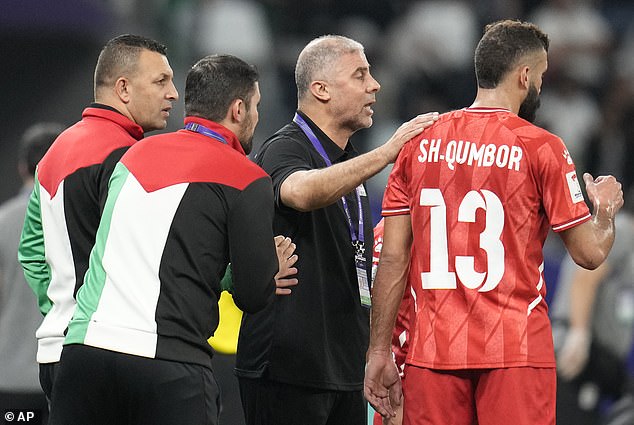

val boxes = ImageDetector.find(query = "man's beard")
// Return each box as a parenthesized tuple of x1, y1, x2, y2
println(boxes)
(238, 117, 254, 155)
(518, 84, 540, 123)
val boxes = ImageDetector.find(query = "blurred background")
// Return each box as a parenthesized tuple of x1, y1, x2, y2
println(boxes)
(2, 0, 633, 210)
(1, 0, 633, 424)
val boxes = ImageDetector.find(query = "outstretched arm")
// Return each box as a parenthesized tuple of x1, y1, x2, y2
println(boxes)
(281, 113, 438, 212)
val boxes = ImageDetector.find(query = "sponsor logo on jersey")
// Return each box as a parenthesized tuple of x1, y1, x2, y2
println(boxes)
(566, 171, 584, 203)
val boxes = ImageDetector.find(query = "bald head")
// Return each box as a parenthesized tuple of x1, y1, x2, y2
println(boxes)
(295, 35, 364, 103)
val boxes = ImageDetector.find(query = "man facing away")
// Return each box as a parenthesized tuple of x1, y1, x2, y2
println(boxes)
(236, 34, 438, 425)
(18, 34, 178, 401)
(365, 20, 624, 425)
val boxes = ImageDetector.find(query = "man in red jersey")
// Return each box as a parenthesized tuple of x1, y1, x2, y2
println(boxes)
(365, 20, 624, 425)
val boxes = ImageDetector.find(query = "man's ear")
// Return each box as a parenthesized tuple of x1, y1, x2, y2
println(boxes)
(115, 77, 131, 104)
(229, 98, 245, 123)
(309, 80, 331, 102)
(519, 65, 530, 90)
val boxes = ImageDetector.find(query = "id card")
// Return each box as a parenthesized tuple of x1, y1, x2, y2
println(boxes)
(356, 256, 371, 308)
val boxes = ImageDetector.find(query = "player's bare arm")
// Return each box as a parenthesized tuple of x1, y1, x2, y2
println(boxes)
(365, 215, 412, 417)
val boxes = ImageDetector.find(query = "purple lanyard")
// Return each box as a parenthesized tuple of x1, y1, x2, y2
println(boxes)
(293, 113, 364, 244)
(184, 122, 227, 145)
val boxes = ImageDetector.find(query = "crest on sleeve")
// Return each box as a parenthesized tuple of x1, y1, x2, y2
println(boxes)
(566, 171, 584, 203)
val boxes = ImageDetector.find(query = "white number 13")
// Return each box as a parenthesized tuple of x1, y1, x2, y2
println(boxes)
(419, 188, 504, 292)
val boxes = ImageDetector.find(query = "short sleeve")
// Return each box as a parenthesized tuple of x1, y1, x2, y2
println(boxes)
(534, 136, 590, 232)
(255, 136, 312, 207)
(382, 149, 411, 217)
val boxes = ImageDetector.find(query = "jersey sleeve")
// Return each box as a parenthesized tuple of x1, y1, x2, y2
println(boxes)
(533, 137, 590, 232)
(227, 176, 277, 313)
(17, 175, 52, 315)
(382, 149, 411, 217)
(256, 136, 312, 208)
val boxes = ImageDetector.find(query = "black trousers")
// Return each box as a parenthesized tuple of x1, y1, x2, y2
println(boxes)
(38, 362, 59, 403)
(49, 344, 220, 425)
(211, 353, 246, 425)
(238, 376, 366, 425)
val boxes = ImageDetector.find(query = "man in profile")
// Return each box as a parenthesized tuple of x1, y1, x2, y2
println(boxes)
(19, 34, 178, 402)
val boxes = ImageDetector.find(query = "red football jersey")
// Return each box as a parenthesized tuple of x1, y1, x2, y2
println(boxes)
(382, 107, 590, 369)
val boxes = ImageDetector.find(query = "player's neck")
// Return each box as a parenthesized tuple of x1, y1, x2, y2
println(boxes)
(471, 87, 520, 115)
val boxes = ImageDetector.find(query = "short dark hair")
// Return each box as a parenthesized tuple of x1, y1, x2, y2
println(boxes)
(184, 55, 259, 122)
(19, 122, 65, 175)
(94, 34, 167, 95)
(474, 20, 549, 89)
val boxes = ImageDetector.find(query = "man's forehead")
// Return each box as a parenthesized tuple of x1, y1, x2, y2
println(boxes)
(138, 50, 172, 72)
(334, 51, 370, 72)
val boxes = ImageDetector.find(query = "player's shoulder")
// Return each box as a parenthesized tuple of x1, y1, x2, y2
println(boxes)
(498, 114, 558, 141)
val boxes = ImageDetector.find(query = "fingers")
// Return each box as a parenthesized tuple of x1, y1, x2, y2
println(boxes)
(275, 235, 292, 250)
(275, 276, 298, 296)
(365, 388, 396, 418)
(276, 253, 298, 278)
(557, 328, 591, 380)
(274, 236, 298, 274)
(364, 354, 401, 418)
(583, 173, 624, 215)
(275, 236, 296, 257)
(388, 378, 403, 409)
(274, 235, 299, 295)
(382, 112, 440, 163)
(415, 111, 440, 128)
(396, 112, 439, 140)
(584, 173, 620, 188)
(275, 275, 298, 287)
(558, 346, 587, 380)
(280, 244, 297, 262)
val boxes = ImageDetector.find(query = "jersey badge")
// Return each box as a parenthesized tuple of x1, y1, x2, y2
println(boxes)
(566, 171, 584, 203)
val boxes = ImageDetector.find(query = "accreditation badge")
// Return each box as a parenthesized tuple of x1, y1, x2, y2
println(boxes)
(355, 246, 371, 308)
